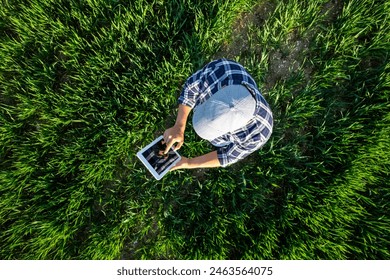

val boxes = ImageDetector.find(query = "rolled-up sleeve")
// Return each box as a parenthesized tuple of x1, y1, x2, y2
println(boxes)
(217, 140, 264, 167)
(178, 59, 222, 108)
(178, 69, 204, 108)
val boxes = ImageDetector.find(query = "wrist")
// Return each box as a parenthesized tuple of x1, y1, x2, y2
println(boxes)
(174, 121, 186, 132)
(185, 157, 194, 169)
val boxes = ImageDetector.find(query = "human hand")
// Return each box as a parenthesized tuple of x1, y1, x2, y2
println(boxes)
(170, 157, 189, 171)
(163, 124, 185, 154)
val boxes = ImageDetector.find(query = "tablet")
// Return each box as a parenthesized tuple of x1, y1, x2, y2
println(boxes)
(136, 135, 181, 180)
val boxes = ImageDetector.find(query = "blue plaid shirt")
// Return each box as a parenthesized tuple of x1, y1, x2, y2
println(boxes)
(178, 59, 273, 167)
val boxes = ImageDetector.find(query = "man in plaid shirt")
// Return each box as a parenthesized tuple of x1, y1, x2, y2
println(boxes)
(163, 58, 273, 169)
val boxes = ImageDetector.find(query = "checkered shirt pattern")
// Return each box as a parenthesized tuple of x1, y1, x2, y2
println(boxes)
(178, 58, 273, 167)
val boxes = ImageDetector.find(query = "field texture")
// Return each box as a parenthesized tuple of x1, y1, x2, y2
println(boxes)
(0, 0, 389, 259)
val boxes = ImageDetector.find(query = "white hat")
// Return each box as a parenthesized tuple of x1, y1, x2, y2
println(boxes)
(193, 84, 256, 141)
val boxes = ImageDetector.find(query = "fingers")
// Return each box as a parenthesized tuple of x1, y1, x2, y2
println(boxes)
(174, 141, 183, 151)
(163, 129, 172, 153)
(170, 157, 188, 171)
(164, 138, 184, 153)
(164, 139, 174, 154)
(170, 158, 182, 171)
(163, 138, 184, 154)
(162, 130, 170, 144)
(163, 127, 184, 153)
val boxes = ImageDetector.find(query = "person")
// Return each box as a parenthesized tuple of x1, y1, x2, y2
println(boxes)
(163, 58, 273, 170)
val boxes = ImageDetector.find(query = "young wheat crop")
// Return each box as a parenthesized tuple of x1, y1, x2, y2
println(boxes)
(0, 0, 389, 259)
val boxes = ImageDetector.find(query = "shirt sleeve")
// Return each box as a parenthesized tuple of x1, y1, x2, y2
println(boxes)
(177, 68, 203, 108)
(177, 60, 221, 108)
(216, 138, 266, 167)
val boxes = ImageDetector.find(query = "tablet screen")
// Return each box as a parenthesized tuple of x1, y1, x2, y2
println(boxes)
(140, 138, 180, 176)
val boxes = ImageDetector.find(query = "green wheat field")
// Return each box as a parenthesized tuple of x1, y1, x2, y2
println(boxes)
(0, 0, 389, 260)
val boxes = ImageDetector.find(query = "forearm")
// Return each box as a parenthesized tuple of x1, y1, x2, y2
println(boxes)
(175, 104, 192, 129)
(187, 150, 221, 169)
